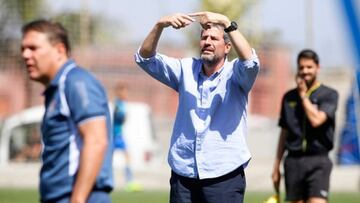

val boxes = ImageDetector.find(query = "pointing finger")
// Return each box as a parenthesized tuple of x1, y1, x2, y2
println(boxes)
(180, 14, 196, 22)
(188, 12, 206, 17)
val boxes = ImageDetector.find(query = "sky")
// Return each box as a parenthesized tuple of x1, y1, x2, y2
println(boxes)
(260, 0, 353, 69)
(46, 0, 356, 69)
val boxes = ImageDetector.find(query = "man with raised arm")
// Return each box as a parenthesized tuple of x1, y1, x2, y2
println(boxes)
(135, 12, 260, 203)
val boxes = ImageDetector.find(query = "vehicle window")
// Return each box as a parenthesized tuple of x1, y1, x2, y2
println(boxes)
(9, 123, 41, 162)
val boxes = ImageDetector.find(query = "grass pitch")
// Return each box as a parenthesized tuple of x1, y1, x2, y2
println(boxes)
(0, 188, 359, 203)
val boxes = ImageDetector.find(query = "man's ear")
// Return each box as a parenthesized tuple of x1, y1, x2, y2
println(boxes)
(225, 43, 232, 55)
(316, 64, 321, 74)
(55, 42, 67, 57)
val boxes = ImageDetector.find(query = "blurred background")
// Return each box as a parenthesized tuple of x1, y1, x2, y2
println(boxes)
(0, 0, 359, 202)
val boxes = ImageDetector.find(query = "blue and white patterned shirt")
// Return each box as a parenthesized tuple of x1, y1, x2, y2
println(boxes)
(40, 60, 113, 201)
(135, 50, 260, 179)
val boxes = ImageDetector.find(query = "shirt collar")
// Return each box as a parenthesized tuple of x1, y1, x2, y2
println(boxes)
(49, 59, 76, 87)
(305, 82, 322, 97)
(199, 58, 228, 79)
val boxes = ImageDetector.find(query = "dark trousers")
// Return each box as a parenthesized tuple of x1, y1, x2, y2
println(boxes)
(170, 166, 246, 203)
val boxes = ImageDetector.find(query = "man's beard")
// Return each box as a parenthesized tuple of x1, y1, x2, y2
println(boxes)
(305, 75, 316, 88)
(201, 53, 217, 65)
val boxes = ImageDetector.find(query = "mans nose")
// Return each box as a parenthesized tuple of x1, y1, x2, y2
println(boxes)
(205, 37, 212, 44)
(303, 68, 311, 74)
(22, 48, 31, 59)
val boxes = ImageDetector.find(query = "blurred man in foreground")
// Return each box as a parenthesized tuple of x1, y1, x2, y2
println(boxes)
(21, 19, 113, 203)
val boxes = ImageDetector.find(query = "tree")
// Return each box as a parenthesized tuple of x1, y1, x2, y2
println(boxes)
(12, 0, 44, 22)
(0, 0, 45, 41)
(53, 11, 122, 50)
(0, 0, 46, 109)
(0, 0, 45, 69)
(201, 0, 255, 21)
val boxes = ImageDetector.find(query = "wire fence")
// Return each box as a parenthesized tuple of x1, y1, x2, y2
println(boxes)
(0, 0, 183, 120)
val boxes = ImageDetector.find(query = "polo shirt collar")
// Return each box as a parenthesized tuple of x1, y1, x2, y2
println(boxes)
(49, 59, 76, 87)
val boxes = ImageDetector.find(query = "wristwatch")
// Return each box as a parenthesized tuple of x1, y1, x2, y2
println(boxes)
(224, 21, 238, 33)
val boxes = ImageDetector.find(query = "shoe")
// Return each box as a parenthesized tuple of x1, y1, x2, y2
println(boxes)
(124, 182, 143, 192)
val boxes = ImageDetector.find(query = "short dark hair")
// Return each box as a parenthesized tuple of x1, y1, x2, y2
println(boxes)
(297, 49, 319, 65)
(200, 23, 231, 44)
(22, 19, 71, 55)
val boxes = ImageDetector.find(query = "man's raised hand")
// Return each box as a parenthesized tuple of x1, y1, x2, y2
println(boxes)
(158, 13, 195, 29)
(188, 11, 230, 29)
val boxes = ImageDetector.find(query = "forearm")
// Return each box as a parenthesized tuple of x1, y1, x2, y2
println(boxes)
(273, 129, 287, 169)
(228, 30, 253, 60)
(71, 118, 108, 203)
(213, 16, 253, 60)
(139, 23, 164, 58)
(271, 129, 286, 192)
(71, 141, 107, 203)
(302, 97, 327, 127)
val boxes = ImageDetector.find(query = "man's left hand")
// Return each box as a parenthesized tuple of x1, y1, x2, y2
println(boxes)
(189, 11, 230, 29)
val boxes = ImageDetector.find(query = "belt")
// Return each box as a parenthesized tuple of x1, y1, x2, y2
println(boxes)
(172, 165, 245, 182)
(287, 151, 328, 157)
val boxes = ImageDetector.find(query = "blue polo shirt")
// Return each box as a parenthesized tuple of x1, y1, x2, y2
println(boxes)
(40, 60, 113, 202)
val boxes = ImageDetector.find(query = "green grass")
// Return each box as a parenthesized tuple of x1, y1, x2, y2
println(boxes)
(0, 189, 359, 203)
(111, 190, 168, 203)
(0, 189, 40, 203)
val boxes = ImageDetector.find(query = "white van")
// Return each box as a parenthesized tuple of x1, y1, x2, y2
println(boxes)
(0, 102, 158, 169)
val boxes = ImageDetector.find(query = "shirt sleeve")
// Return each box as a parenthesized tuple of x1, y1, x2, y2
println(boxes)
(231, 49, 260, 93)
(65, 70, 108, 125)
(318, 89, 338, 121)
(278, 94, 288, 128)
(134, 49, 182, 91)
